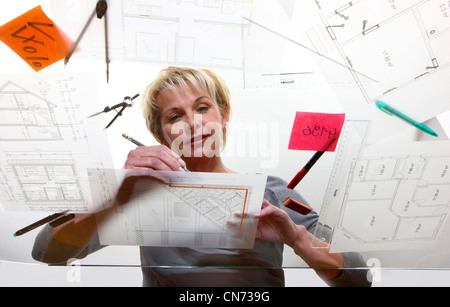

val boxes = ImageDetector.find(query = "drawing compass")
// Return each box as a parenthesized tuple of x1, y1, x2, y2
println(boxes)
(89, 94, 140, 129)
(64, 0, 110, 82)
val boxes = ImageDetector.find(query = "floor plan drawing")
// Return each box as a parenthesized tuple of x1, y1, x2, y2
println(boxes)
(130, 184, 249, 247)
(50, 0, 254, 69)
(306, 0, 450, 103)
(0, 151, 88, 212)
(96, 170, 266, 249)
(166, 184, 249, 233)
(0, 73, 115, 213)
(328, 141, 450, 253)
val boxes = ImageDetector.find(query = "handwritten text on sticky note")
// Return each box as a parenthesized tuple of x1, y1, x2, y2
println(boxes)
(0, 6, 72, 71)
(288, 112, 345, 152)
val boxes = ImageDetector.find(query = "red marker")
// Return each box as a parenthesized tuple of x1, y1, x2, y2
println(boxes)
(287, 151, 325, 190)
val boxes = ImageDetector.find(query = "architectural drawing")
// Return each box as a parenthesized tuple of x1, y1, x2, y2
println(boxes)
(96, 170, 266, 249)
(0, 82, 61, 141)
(0, 151, 87, 212)
(0, 73, 115, 212)
(130, 184, 249, 247)
(306, 0, 450, 102)
(166, 184, 249, 233)
(327, 141, 450, 253)
(50, 0, 254, 69)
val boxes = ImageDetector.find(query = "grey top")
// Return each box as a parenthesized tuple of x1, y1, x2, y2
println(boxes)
(32, 176, 371, 287)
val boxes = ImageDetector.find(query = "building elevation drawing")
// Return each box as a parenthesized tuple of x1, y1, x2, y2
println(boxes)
(0, 74, 115, 213)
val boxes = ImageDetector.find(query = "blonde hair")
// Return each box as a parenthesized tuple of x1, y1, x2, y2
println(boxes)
(141, 67, 231, 146)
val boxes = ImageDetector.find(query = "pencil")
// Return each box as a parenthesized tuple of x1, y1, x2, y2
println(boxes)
(49, 213, 75, 228)
(122, 133, 146, 147)
(122, 133, 190, 172)
(13, 210, 69, 237)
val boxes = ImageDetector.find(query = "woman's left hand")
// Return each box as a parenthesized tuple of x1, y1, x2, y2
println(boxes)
(255, 199, 301, 246)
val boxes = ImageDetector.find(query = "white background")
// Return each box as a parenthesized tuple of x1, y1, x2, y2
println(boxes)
(1, 0, 450, 287)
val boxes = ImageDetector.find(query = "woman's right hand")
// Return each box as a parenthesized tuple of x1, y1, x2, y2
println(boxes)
(124, 145, 186, 171)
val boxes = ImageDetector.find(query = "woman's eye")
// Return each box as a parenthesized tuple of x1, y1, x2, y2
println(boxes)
(198, 106, 209, 113)
(169, 114, 180, 122)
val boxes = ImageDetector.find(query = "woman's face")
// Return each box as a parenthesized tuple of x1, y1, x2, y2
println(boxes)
(158, 82, 228, 159)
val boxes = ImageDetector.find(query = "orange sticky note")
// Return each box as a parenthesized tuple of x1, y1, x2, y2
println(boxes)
(0, 6, 72, 71)
(288, 112, 346, 152)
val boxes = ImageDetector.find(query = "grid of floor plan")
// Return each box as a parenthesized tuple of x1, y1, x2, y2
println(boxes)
(128, 183, 250, 247)
(329, 141, 450, 252)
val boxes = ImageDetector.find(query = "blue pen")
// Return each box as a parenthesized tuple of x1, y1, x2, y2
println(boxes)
(375, 100, 438, 137)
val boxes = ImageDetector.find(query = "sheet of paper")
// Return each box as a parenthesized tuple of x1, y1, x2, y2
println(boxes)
(328, 141, 450, 253)
(94, 169, 267, 249)
(302, 0, 450, 141)
(243, 0, 324, 89)
(49, 0, 253, 70)
(288, 112, 345, 152)
(247, 0, 450, 141)
(0, 73, 115, 213)
(0, 6, 72, 71)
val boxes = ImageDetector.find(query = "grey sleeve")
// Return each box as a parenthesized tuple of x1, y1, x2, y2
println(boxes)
(324, 252, 372, 287)
(266, 176, 372, 287)
(305, 222, 371, 287)
(32, 224, 103, 265)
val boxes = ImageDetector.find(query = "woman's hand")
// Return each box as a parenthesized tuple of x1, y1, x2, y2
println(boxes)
(124, 145, 186, 171)
(255, 199, 303, 246)
(256, 200, 344, 280)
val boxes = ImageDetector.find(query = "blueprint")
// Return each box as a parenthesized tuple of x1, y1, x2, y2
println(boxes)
(94, 169, 266, 249)
(50, 0, 253, 69)
(328, 140, 450, 253)
(0, 73, 115, 213)
(305, 0, 450, 119)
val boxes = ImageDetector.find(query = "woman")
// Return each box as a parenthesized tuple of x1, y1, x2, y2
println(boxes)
(33, 67, 371, 287)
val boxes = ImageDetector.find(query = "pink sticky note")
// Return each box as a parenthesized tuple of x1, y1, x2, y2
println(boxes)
(288, 112, 346, 152)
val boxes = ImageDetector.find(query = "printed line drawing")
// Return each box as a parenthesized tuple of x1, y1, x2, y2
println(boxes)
(166, 184, 249, 234)
(0, 151, 88, 212)
(51, 0, 254, 69)
(0, 73, 115, 213)
(0, 81, 61, 141)
(128, 184, 250, 247)
(96, 170, 266, 249)
(306, 0, 450, 102)
(341, 155, 450, 243)
(327, 141, 450, 253)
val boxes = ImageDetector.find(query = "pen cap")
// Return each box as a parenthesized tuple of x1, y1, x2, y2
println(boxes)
(283, 197, 312, 215)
